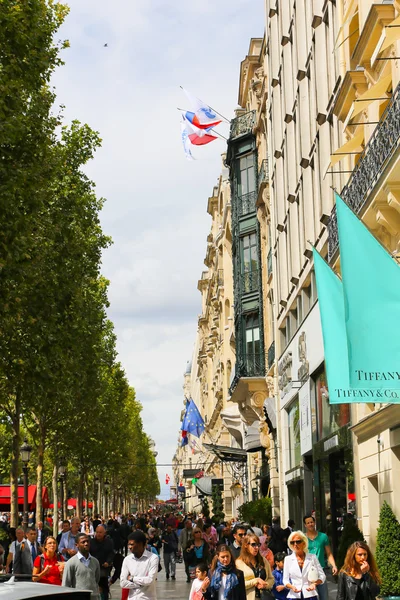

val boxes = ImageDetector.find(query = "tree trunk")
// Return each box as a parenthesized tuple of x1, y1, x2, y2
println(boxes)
(77, 470, 84, 518)
(10, 392, 21, 528)
(52, 464, 58, 537)
(35, 424, 46, 526)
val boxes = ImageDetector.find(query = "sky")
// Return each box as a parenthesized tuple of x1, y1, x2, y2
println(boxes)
(53, 0, 264, 501)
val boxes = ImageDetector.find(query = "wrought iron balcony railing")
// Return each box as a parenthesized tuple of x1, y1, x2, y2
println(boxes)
(267, 248, 273, 277)
(237, 190, 257, 217)
(230, 110, 256, 140)
(258, 159, 269, 189)
(328, 81, 400, 260)
(237, 352, 265, 378)
(268, 340, 275, 369)
(240, 269, 259, 294)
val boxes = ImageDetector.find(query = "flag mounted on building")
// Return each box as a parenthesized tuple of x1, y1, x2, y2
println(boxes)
(183, 117, 218, 146)
(181, 87, 225, 129)
(181, 398, 205, 437)
(313, 248, 400, 404)
(335, 193, 400, 391)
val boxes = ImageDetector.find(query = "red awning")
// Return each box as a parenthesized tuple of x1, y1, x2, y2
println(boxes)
(66, 499, 93, 509)
(0, 486, 50, 510)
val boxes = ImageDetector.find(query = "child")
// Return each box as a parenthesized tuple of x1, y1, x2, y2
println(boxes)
(272, 552, 289, 600)
(189, 563, 209, 600)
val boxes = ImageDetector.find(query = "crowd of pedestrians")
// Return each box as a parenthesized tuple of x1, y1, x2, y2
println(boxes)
(0, 510, 383, 600)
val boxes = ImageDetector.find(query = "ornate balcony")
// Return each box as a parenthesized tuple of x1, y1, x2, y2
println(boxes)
(328, 82, 400, 260)
(240, 269, 259, 294)
(230, 110, 256, 140)
(236, 352, 266, 378)
(237, 190, 257, 217)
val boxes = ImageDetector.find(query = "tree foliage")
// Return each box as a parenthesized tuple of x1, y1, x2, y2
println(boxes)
(238, 497, 272, 526)
(211, 485, 225, 525)
(0, 0, 159, 524)
(376, 501, 400, 596)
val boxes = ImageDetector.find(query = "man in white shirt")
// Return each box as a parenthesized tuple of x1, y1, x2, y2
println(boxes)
(120, 531, 159, 600)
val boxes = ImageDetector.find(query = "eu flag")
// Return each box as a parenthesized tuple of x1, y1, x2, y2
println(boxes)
(181, 399, 205, 438)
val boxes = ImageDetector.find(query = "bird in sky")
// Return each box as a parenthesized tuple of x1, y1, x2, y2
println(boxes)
(104, 43, 108, 47)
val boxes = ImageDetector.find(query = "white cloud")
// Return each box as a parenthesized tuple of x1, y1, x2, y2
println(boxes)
(53, 0, 263, 501)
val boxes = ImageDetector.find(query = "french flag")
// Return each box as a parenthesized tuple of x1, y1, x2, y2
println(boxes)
(184, 117, 217, 146)
(184, 110, 222, 130)
(182, 87, 222, 129)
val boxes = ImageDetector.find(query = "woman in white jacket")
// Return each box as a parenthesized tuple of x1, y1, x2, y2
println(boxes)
(283, 531, 325, 599)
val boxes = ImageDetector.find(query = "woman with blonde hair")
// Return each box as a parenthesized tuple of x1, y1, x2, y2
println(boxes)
(337, 542, 380, 600)
(283, 531, 325, 598)
(236, 534, 274, 600)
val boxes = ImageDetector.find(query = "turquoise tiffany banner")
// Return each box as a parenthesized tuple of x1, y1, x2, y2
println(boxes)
(313, 248, 400, 404)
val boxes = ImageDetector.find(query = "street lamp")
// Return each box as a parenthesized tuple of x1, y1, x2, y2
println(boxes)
(20, 438, 32, 531)
(231, 481, 243, 499)
(104, 479, 110, 517)
(58, 457, 66, 521)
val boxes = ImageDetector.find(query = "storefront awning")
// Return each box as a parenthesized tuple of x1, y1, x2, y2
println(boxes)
(329, 129, 364, 167)
(202, 443, 247, 463)
(220, 405, 245, 447)
(244, 423, 262, 452)
(0, 485, 50, 510)
(264, 397, 277, 431)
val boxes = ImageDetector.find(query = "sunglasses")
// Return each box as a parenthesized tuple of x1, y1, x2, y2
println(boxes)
(292, 540, 303, 545)
(237, 533, 245, 537)
(250, 543, 260, 548)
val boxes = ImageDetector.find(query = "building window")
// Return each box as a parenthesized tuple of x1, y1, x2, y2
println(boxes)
(241, 233, 258, 293)
(315, 369, 350, 441)
(238, 154, 256, 197)
(244, 313, 261, 375)
(288, 399, 301, 469)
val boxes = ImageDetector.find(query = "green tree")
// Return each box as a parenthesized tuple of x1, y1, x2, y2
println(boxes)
(202, 498, 210, 519)
(238, 497, 272, 526)
(376, 501, 400, 596)
(0, 0, 69, 526)
(211, 485, 225, 525)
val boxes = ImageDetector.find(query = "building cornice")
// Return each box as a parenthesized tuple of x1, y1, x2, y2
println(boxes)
(352, 4, 395, 66)
(350, 404, 400, 443)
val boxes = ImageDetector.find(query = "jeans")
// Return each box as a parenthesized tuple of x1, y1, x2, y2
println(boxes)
(317, 581, 328, 600)
(164, 552, 176, 577)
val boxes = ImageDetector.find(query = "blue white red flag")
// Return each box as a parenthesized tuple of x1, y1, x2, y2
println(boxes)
(182, 87, 223, 129)
(183, 117, 217, 146)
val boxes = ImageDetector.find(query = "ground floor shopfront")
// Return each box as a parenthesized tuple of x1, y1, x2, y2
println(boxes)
(278, 303, 355, 554)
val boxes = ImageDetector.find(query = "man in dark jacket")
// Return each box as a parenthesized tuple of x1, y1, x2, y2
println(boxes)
(268, 517, 289, 554)
(90, 525, 114, 600)
(161, 525, 178, 580)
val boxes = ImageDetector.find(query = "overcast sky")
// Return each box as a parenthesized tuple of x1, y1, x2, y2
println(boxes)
(53, 0, 263, 501)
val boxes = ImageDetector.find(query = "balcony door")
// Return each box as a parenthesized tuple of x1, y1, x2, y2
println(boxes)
(241, 233, 258, 293)
(244, 313, 261, 375)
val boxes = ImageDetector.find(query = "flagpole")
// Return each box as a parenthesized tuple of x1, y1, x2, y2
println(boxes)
(179, 86, 231, 123)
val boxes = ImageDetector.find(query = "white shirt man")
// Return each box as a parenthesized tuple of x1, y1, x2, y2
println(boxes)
(120, 532, 159, 600)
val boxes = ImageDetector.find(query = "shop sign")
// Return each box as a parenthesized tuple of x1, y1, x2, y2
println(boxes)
(285, 467, 303, 483)
(299, 381, 312, 455)
(323, 434, 339, 452)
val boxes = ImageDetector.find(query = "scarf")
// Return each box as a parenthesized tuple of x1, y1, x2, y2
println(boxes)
(211, 561, 239, 599)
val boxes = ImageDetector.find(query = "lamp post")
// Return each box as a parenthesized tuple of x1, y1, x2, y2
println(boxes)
(20, 438, 32, 532)
(94, 477, 99, 516)
(104, 479, 110, 517)
(58, 457, 66, 521)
